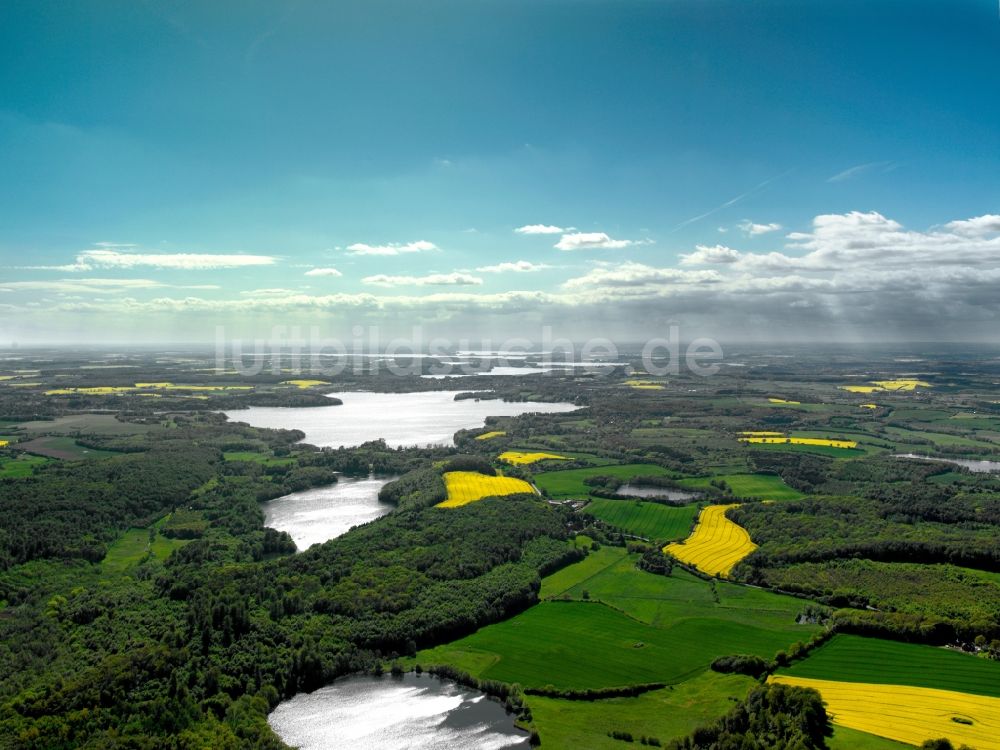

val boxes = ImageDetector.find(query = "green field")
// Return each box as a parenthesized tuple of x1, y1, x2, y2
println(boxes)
(539, 545, 625, 600)
(223, 451, 297, 466)
(0, 454, 49, 478)
(418, 548, 818, 691)
(584, 499, 698, 541)
(745, 441, 871, 458)
(828, 725, 913, 750)
(528, 671, 755, 750)
(17, 413, 158, 436)
(884, 425, 996, 450)
(534, 464, 673, 498)
(759, 400, 834, 412)
(677, 473, 804, 500)
(21, 436, 118, 460)
(102, 519, 189, 575)
(780, 634, 1000, 698)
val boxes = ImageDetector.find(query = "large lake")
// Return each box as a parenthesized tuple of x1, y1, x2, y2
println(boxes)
(268, 673, 529, 750)
(226, 391, 578, 448)
(262, 475, 396, 551)
(895, 453, 1000, 473)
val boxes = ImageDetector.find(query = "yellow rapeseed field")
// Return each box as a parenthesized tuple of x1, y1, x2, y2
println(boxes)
(872, 379, 932, 391)
(768, 398, 800, 404)
(280, 379, 330, 388)
(740, 431, 785, 437)
(135, 382, 252, 391)
(0, 440, 8, 447)
(664, 504, 757, 577)
(45, 386, 136, 395)
(624, 379, 665, 390)
(498, 451, 570, 465)
(739, 436, 858, 449)
(475, 431, 507, 440)
(437, 471, 536, 508)
(860, 403, 878, 409)
(841, 385, 881, 393)
(46, 382, 255, 396)
(841, 379, 931, 394)
(769, 675, 1000, 750)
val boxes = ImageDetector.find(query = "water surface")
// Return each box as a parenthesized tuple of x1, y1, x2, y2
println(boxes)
(268, 673, 529, 750)
(263, 475, 396, 550)
(226, 391, 577, 447)
(895, 453, 1000, 473)
(615, 483, 699, 501)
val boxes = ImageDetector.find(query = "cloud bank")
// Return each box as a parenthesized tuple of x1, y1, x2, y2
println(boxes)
(4, 211, 1000, 343)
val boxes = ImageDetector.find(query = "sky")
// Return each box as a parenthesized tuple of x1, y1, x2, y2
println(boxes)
(1, 0, 999, 346)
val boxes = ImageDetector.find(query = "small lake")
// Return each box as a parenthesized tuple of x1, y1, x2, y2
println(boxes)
(615, 483, 699, 501)
(268, 673, 529, 750)
(226, 391, 578, 448)
(895, 453, 1000, 474)
(263, 475, 397, 551)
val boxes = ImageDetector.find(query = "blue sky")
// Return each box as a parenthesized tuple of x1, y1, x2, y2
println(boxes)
(1, 0, 999, 343)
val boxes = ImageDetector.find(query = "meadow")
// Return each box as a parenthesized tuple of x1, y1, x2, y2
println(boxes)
(101, 519, 190, 576)
(676, 473, 804, 500)
(779, 634, 1000, 698)
(416, 547, 818, 692)
(437, 470, 535, 508)
(745, 441, 870, 458)
(584, 499, 698, 541)
(19, 436, 118, 460)
(527, 671, 755, 749)
(223, 451, 298, 466)
(0, 454, 49, 478)
(664, 504, 757, 577)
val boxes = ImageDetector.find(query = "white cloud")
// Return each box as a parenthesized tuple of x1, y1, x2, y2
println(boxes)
(562, 262, 722, 290)
(0, 278, 218, 294)
(304, 267, 343, 277)
(346, 240, 438, 256)
(827, 161, 894, 183)
(8, 210, 1000, 342)
(27, 248, 277, 271)
(680, 244, 743, 265)
(554, 232, 648, 251)
(476, 260, 550, 273)
(738, 220, 782, 236)
(239, 288, 296, 297)
(514, 224, 565, 235)
(945, 215, 1000, 236)
(362, 272, 483, 287)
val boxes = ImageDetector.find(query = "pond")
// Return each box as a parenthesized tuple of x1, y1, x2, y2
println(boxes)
(262, 475, 397, 551)
(895, 453, 1000, 473)
(614, 483, 700, 501)
(226, 390, 578, 448)
(268, 673, 529, 750)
